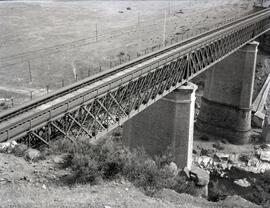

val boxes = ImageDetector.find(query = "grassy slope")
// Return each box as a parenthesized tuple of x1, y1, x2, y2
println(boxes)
(0, 150, 260, 208)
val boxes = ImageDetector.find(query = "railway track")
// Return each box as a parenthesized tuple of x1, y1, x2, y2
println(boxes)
(0, 8, 268, 123)
(0, 7, 270, 143)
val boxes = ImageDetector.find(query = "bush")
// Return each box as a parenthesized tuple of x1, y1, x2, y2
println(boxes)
(245, 171, 270, 207)
(47, 137, 196, 196)
(208, 179, 229, 202)
(122, 148, 169, 195)
(71, 153, 102, 183)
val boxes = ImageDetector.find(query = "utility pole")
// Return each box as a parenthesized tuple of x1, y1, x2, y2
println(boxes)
(163, 10, 167, 47)
(95, 23, 98, 42)
(168, 1, 171, 15)
(28, 60, 32, 82)
(30, 91, 33, 100)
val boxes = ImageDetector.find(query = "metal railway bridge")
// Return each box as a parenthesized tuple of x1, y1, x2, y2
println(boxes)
(1, 8, 270, 146)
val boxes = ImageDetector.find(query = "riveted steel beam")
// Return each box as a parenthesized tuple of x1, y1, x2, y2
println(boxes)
(1, 9, 270, 146)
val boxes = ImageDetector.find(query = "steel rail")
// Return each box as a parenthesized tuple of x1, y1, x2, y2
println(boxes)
(0, 8, 269, 124)
(0, 8, 270, 144)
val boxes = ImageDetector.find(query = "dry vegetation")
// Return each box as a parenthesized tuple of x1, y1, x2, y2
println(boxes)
(46, 137, 197, 196)
(0, 0, 254, 107)
(0, 135, 262, 208)
(1, 0, 267, 207)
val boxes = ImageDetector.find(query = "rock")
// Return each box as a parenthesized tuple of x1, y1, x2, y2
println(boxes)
(254, 144, 270, 150)
(216, 153, 229, 159)
(252, 111, 265, 128)
(233, 178, 251, 187)
(0, 143, 9, 152)
(247, 157, 259, 167)
(165, 162, 179, 176)
(257, 162, 270, 173)
(197, 156, 213, 168)
(258, 143, 270, 150)
(42, 184, 47, 190)
(214, 153, 229, 162)
(12, 144, 28, 157)
(0, 178, 6, 184)
(258, 149, 270, 162)
(24, 148, 41, 162)
(10, 140, 17, 148)
(0, 177, 12, 184)
(190, 166, 209, 186)
(217, 162, 228, 170)
(0, 140, 18, 153)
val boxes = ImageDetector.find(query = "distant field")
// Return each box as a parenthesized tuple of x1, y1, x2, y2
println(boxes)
(0, 0, 254, 107)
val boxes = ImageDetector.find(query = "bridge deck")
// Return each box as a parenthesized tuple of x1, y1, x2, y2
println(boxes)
(1, 8, 270, 145)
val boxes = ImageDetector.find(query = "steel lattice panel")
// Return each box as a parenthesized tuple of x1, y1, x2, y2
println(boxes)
(1, 12, 270, 146)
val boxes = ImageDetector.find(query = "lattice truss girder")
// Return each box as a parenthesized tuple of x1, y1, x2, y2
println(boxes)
(21, 16, 270, 146)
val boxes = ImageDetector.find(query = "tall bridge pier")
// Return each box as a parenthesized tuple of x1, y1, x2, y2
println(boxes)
(0, 8, 269, 170)
(123, 41, 259, 169)
(197, 41, 259, 144)
(123, 83, 197, 169)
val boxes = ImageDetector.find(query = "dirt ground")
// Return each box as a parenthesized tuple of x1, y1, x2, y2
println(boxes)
(0, 1, 265, 206)
(0, 0, 255, 107)
(0, 152, 259, 208)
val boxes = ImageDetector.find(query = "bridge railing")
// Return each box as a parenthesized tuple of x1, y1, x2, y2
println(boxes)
(0, 10, 255, 111)
(0, 9, 270, 146)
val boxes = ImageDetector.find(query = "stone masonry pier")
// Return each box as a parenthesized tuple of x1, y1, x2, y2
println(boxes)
(197, 41, 259, 144)
(123, 41, 259, 169)
(123, 83, 197, 169)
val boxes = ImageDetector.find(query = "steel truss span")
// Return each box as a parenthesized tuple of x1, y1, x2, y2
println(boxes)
(1, 9, 270, 146)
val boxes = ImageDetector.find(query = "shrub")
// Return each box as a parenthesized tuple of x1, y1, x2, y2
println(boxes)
(244, 170, 270, 207)
(47, 137, 196, 196)
(208, 179, 229, 202)
(48, 138, 76, 155)
(122, 148, 165, 195)
(71, 153, 102, 183)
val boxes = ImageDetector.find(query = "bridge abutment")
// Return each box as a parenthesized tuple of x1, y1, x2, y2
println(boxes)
(123, 83, 197, 169)
(197, 41, 259, 144)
